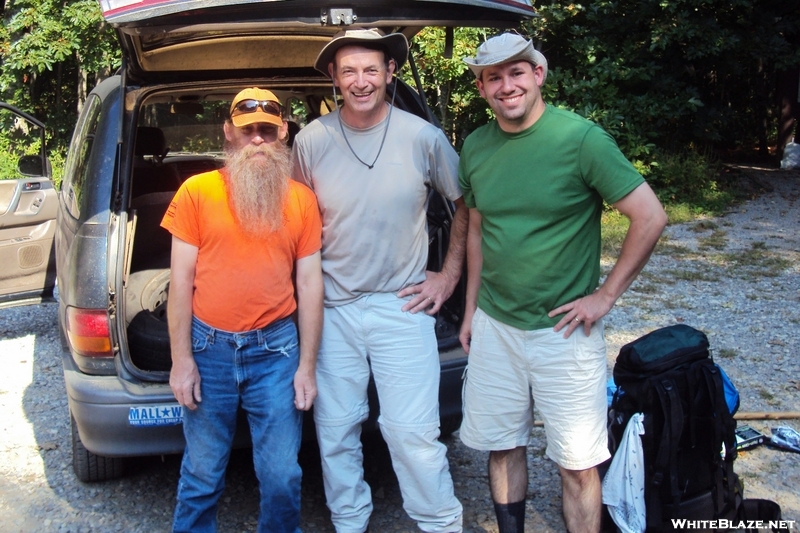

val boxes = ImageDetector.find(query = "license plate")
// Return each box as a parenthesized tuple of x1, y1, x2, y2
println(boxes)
(128, 404, 184, 427)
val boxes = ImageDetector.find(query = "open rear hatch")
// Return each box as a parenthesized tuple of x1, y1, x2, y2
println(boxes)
(98, 0, 534, 84)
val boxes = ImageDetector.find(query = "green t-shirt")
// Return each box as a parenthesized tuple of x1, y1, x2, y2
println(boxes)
(459, 105, 644, 330)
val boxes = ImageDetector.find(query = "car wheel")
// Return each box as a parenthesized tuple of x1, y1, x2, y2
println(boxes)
(128, 301, 172, 371)
(71, 414, 125, 482)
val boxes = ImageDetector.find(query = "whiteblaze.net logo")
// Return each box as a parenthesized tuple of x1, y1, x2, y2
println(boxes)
(671, 518, 796, 530)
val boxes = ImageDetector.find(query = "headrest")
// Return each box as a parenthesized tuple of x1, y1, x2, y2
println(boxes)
(135, 127, 168, 158)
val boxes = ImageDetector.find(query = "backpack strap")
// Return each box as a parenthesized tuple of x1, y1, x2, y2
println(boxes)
(663, 379, 684, 502)
(607, 389, 625, 455)
(649, 377, 683, 526)
(701, 363, 739, 515)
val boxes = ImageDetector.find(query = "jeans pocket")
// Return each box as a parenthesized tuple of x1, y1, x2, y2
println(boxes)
(191, 331, 209, 353)
(262, 327, 299, 358)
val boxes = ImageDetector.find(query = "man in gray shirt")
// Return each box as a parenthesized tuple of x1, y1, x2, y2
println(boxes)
(292, 28, 466, 533)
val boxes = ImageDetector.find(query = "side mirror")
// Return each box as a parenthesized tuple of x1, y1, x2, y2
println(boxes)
(18, 155, 45, 177)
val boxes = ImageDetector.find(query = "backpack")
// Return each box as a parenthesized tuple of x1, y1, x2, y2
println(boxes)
(608, 324, 741, 531)
(737, 499, 791, 532)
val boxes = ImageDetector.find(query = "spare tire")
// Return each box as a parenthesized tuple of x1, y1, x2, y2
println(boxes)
(126, 268, 170, 325)
(128, 301, 172, 371)
(127, 268, 172, 371)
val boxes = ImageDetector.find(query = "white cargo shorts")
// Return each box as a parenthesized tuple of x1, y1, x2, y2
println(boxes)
(460, 308, 610, 470)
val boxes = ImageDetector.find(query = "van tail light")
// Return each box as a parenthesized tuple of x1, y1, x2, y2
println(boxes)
(66, 307, 114, 357)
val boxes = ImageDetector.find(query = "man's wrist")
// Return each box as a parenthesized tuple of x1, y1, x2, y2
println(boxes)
(594, 284, 618, 311)
(296, 358, 316, 373)
(439, 264, 461, 289)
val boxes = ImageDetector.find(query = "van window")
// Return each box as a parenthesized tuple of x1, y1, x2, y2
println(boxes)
(138, 101, 228, 155)
(62, 95, 102, 219)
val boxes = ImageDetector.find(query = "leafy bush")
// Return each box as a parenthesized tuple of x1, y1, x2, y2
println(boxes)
(649, 149, 720, 202)
(601, 208, 630, 257)
(649, 148, 738, 214)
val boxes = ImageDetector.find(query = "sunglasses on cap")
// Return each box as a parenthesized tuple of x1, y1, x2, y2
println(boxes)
(231, 99, 283, 118)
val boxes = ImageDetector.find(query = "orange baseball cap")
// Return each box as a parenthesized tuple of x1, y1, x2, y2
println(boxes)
(229, 87, 283, 128)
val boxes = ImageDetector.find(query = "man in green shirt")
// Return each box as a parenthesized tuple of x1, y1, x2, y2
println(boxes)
(458, 33, 667, 533)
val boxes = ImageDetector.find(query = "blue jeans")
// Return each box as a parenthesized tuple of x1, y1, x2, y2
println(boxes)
(172, 316, 302, 533)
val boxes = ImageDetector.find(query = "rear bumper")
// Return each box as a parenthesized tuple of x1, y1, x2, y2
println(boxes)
(63, 352, 186, 457)
(63, 346, 467, 457)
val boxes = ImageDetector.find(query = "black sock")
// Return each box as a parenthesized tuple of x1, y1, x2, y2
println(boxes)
(494, 500, 525, 533)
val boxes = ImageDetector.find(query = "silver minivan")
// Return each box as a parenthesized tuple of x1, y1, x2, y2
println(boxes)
(5, 0, 534, 482)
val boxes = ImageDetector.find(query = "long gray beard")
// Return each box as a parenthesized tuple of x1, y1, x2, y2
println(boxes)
(224, 142, 291, 236)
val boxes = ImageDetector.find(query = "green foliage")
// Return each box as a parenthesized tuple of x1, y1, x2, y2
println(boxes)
(0, 137, 25, 179)
(530, 0, 800, 158)
(1, 0, 121, 182)
(404, 27, 501, 149)
(1, 0, 797, 205)
(601, 208, 630, 257)
(665, 203, 706, 225)
(650, 148, 721, 202)
(0, 107, 44, 179)
(0, 110, 66, 187)
(48, 149, 66, 189)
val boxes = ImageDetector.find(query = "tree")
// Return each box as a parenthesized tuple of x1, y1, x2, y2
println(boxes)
(406, 27, 502, 149)
(2, 0, 798, 185)
(1, 0, 120, 159)
(529, 0, 800, 164)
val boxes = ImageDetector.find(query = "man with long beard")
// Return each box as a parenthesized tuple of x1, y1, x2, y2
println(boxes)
(161, 87, 323, 533)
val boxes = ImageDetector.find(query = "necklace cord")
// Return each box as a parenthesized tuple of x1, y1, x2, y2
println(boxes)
(333, 78, 398, 170)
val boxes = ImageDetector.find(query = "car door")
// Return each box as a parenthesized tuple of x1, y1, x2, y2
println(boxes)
(0, 103, 57, 307)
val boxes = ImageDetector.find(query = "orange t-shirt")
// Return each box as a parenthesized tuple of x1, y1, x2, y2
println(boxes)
(161, 170, 321, 332)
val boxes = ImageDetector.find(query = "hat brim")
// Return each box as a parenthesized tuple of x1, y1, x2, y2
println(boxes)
(231, 111, 283, 128)
(314, 32, 409, 77)
(464, 45, 548, 81)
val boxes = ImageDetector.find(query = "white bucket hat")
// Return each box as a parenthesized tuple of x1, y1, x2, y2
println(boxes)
(464, 33, 548, 82)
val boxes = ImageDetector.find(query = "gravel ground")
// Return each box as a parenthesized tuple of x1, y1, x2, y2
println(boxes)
(0, 166, 798, 532)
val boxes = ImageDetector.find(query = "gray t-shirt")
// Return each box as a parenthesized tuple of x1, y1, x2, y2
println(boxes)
(292, 106, 461, 306)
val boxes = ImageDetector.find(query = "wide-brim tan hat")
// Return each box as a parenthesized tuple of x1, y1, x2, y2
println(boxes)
(314, 28, 409, 77)
(464, 33, 548, 82)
